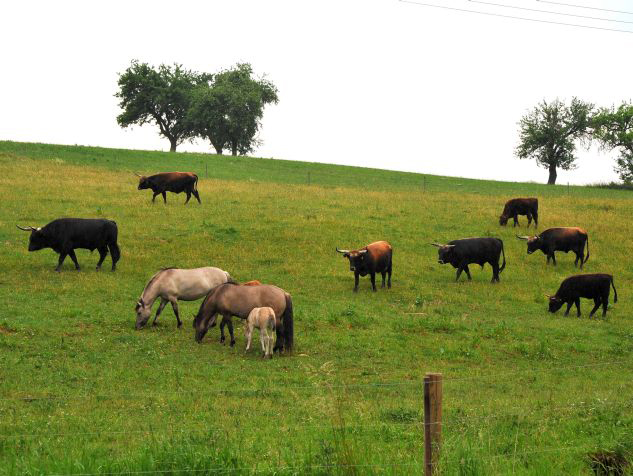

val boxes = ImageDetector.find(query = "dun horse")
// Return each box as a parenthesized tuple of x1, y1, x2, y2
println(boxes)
(135, 267, 232, 329)
(193, 283, 294, 353)
(245, 307, 276, 358)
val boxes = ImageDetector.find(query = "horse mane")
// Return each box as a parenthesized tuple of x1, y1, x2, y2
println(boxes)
(140, 267, 177, 299)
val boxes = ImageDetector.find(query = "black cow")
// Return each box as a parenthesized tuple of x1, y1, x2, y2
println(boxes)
(136, 171, 201, 204)
(517, 227, 589, 268)
(17, 218, 120, 272)
(499, 198, 538, 228)
(548, 274, 617, 318)
(432, 237, 506, 282)
(336, 241, 393, 292)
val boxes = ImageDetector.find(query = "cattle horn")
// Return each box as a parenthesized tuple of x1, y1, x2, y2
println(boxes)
(134, 172, 142, 177)
(16, 225, 36, 231)
(358, 249, 368, 254)
(336, 248, 349, 254)
(516, 235, 530, 240)
(429, 243, 443, 247)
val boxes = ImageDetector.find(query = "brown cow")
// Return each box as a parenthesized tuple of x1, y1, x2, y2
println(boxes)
(136, 172, 201, 204)
(336, 241, 393, 292)
(517, 227, 589, 268)
(242, 280, 262, 286)
(499, 198, 538, 228)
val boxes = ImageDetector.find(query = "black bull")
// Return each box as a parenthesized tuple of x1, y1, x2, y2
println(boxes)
(17, 218, 120, 272)
(432, 237, 506, 282)
(136, 172, 201, 204)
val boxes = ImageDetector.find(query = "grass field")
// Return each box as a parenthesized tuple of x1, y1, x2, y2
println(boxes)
(0, 141, 632, 475)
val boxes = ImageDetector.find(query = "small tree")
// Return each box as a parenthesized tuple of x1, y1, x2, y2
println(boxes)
(115, 61, 208, 152)
(189, 63, 278, 156)
(516, 98, 593, 184)
(591, 102, 633, 183)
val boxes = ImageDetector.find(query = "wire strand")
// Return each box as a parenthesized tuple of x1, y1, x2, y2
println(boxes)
(469, 0, 633, 24)
(398, 0, 633, 33)
(536, 0, 633, 16)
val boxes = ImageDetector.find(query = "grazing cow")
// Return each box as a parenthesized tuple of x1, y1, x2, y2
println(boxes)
(336, 241, 393, 292)
(499, 198, 538, 228)
(242, 280, 262, 286)
(17, 218, 120, 272)
(431, 237, 506, 282)
(136, 172, 201, 204)
(517, 227, 589, 268)
(548, 274, 617, 318)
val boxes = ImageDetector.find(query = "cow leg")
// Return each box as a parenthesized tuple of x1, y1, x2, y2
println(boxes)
(68, 250, 81, 271)
(192, 190, 201, 204)
(353, 272, 359, 292)
(169, 300, 182, 328)
(513, 215, 518, 227)
(152, 192, 159, 203)
(550, 252, 557, 266)
(185, 191, 191, 204)
(574, 252, 580, 267)
(455, 266, 464, 282)
(370, 272, 377, 291)
(108, 243, 120, 271)
(463, 265, 472, 281)
(533, 212, 538, 228)
(96, 246, 108, 270)
(161, 191, 167, 204)
(55, 252, 68, 272)
(602, 294, 609, 317)
(575, 298, 581, 317)
(387, 263, 392, 288)
(589, 298, 601, 318)
(526, 213, 532, 227)
(490, 263, 499, 283)
(564, 302, 572, 316)
(381, 271, 386, 288)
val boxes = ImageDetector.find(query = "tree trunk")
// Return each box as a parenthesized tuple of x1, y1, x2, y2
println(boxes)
(211, 140, 223, 155)
(547, 164, 557, 185)
(169, 137, 177, 153)
(231, 140, 237, 156)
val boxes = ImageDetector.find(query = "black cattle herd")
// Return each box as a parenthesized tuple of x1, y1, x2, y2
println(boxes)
(16, 175, 619, 355)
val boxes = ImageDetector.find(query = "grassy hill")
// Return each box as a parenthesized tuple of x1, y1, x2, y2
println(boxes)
(0, 141, 632, 475)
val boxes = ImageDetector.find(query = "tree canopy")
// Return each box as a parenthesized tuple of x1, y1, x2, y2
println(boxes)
(116, 61, 278, 156)
(591, 102, 633, 183)
(188, 63, 278, 156)
(115, 61, 210, 152)
(515, 98, 593, 184)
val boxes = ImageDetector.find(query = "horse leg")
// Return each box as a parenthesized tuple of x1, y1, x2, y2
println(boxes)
(225, 315, 236, 347)
(260, 329, 267, 357)
(170, 300, 182, 328)
(152, 299, 168, 326)
(273, 318, 284, 353)
(219, 317, 226, 344)
(245, 324, 252, 351)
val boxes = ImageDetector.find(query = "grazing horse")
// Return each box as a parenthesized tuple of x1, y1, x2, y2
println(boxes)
(245, 307, 276, 358)
(135, 267, 232, 329)
(193, 283, 294, 353)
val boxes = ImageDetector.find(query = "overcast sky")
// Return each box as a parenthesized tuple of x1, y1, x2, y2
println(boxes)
(2, 0, 632, 184)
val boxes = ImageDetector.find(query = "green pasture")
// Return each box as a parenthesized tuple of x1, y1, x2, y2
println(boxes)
(0, 141, 631, 475)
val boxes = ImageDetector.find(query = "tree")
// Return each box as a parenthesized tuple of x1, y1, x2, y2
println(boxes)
(188, 63, 278, 156)
(115, 61, 209, 152)
(515, 98, 593, 184)
(591, 102, 633, 183)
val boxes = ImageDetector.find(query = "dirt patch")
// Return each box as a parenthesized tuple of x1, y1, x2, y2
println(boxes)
(0, 325, 16, 335)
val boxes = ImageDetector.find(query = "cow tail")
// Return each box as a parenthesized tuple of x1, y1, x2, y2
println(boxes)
(282, 294, 294, 352)
(611, 276, 618, 304)
(584, 235, 590, 264)
(499, 239, 506, 274)
(193, 174, 199, 191)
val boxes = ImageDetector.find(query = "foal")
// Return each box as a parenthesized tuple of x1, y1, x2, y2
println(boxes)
(245, 307, 276, 358)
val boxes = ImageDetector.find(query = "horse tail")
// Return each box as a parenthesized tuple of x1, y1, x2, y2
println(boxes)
(282, 294, 294, 352)
(611, 276, 618, 304)
(499, 239, 506, 274)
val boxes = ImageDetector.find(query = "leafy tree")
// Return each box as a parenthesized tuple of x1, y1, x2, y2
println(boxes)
(189, 63, 278, 156)
(591, 102, 633, 183)
(115, 61, 209, 152)
(515, 98, 593, 184)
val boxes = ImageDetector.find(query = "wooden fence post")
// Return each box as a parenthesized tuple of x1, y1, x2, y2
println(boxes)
(424, 372, 442, 476)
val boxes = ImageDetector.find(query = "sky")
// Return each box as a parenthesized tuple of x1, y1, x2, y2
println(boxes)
(2, 0, 632, 185)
